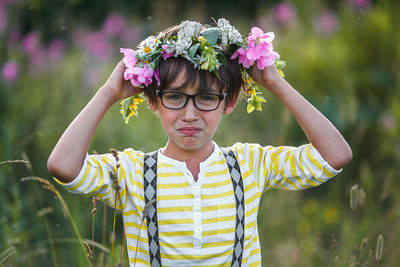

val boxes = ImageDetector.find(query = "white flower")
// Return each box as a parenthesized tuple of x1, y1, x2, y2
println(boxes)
(137, 35, 160, 57)
(173, 20, 202, 55)
(217, 18, 243, 46)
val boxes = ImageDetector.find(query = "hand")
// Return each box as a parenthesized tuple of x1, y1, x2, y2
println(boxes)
(102, 60, 143, 103)
(249, 64, 283, 93)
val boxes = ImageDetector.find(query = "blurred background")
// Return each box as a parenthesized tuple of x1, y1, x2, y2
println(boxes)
(1, 0, 399, 266)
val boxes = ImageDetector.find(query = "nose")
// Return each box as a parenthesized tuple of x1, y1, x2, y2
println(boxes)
(181, 97, 199, 121)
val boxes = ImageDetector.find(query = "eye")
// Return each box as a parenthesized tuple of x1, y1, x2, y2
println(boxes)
(197, 94, 217, 102)
(164, 93, 185, 102)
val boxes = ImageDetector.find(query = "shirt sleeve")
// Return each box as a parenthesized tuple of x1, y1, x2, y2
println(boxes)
(232, 143, 341, 192)
(55, 149, 144, 210)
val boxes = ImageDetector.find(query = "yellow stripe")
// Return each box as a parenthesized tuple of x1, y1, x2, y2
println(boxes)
(244, 181, 257, 193)
(247, 205, 258, 216)
(245, 191, 262, 206)
(202, 203, 235, 212)
(202, 215, 235, 224)
(210, 158, 225, 166)
(125, 221, 146, 229)
(249, 144, 254, 175)
(158, 182, 190, 189)
(202, 178, 231, 188)
(123, 209, 141, 217)
(205, 168, 229, 177)
(158, 206, 192, 213)
(202, 190, 233, 200)
(323, 168, 335, 178)
(245, 219, 256, 230)
(127, 245, 149, 255)
(158, 194, 193, 201)
(159, 230, 193, 237)
(128, 257, 149, 265)
(249, 260, 262, 267)
(158, 172, 184, 178)
(160, 248, 232, 260)
(126, 233, 147, 243)
(69, 163, 91, 190)
(280, 169, 300, 190)
(158, 218, 193, 225)
(306, 145, 322, 170)
(202, 227, 235, 236)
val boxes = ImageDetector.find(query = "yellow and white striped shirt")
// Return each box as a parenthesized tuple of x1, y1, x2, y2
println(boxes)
(60, 142, 340, 266)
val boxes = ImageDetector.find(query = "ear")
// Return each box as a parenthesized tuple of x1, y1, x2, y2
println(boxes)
(149, 98, 158, 111)
(224, 93, 238, 115)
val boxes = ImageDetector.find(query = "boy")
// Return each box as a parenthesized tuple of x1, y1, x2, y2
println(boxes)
(48, 19, 352, 266)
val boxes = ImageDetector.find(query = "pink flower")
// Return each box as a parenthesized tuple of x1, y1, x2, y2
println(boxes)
(273, 3, 296, 26)
(348, 0, 370, 9)
(102, 13, 126, 38)
(161, 45, 174, 59)
(84, 32, 112, 60)
(47, 39, 64, 63)
(22, 31, 40, 55)
(231, 27, 279, 70)
(314, 10, 339, 35)
(124, 64, 154, 87)
(2, 60, 19, 83)
(120, 48, 137, 68)
(154, 69, 161, 86)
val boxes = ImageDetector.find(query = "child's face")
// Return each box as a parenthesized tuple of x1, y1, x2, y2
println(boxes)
(150, 72, 235, 157)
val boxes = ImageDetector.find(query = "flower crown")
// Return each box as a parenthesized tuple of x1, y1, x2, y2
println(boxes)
(120, 18, 286, 123)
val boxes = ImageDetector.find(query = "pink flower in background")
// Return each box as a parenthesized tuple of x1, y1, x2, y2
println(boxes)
(47, 39, 64, 63)
(102, 13, 126, 38)
(232, 27, 279, 70)
(273, 2, 296, 26)
(22, 31, 40, 55)
(349, 0, 370, 9)
(314, 10, 339, 35)
(2, 60, 19, 82)
(84, 32, 112, 60)
(29, 49, 46, 72)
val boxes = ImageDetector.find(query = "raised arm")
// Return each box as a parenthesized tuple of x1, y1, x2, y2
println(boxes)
(250, 65, 352, 170)
(47, 60, 141, 183)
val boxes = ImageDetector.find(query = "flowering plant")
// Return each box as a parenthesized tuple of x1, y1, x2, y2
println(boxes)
(120, 18, 285, 123)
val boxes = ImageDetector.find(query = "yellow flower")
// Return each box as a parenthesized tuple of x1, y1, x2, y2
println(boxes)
(144, 47, 151, 53)
(134, 97, 144, 105)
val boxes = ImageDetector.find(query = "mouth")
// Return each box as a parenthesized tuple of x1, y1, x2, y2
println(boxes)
(177, 127, 202, 136)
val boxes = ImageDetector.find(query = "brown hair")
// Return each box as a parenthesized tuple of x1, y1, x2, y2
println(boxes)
(143, 25, 244, 107)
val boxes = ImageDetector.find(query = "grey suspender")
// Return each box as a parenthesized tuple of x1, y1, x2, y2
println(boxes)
(143, 149, 244, 266)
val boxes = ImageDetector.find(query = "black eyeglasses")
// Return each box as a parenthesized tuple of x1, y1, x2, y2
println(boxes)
(155, 90, 227, 111)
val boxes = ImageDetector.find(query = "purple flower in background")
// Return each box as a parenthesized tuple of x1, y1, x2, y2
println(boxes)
(84, 32, 112, 60)
(348, 0, 370, 9)
(22, 31, 40, 55)
(102, 13, 126, 38)
(47, 39, 64, 63)
(273, 2, 296, 26)
(314, 10, 339, 35)
(2, 60, 19, 83)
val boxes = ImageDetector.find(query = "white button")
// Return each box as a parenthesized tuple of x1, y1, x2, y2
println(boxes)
(193, 239, 202, 248)
(194, 212, 201, 219)
(193, 185, 200, 193)
(195, 226, 202, 233)
(194, 199, 201, 206)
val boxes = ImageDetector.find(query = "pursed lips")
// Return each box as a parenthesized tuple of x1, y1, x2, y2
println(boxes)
(177, 127, 202, 136)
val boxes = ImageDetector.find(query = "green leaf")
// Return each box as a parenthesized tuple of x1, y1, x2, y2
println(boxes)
(275, 60, 286, 69)
(188, 43, 200, 59)
(247, 102, 255, 113)
(201, 28, 219, 46)
(216, 53, 228, 68)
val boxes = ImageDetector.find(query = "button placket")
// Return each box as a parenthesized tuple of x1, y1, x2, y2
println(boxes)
(192, 183, 202, 248)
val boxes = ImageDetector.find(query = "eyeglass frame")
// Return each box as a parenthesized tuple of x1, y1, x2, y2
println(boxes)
(155, 90, 228, 111)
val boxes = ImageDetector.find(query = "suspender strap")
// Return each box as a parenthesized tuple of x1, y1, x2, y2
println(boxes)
(222, 148, 245, 267)
(143, 151, 161, 267)
(143, 149, 244, 267)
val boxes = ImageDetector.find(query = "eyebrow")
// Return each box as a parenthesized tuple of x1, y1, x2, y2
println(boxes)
(165, 85, 219, 93)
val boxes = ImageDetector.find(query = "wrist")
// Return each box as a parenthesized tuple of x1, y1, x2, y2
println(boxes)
(97, 85, 119, 107)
